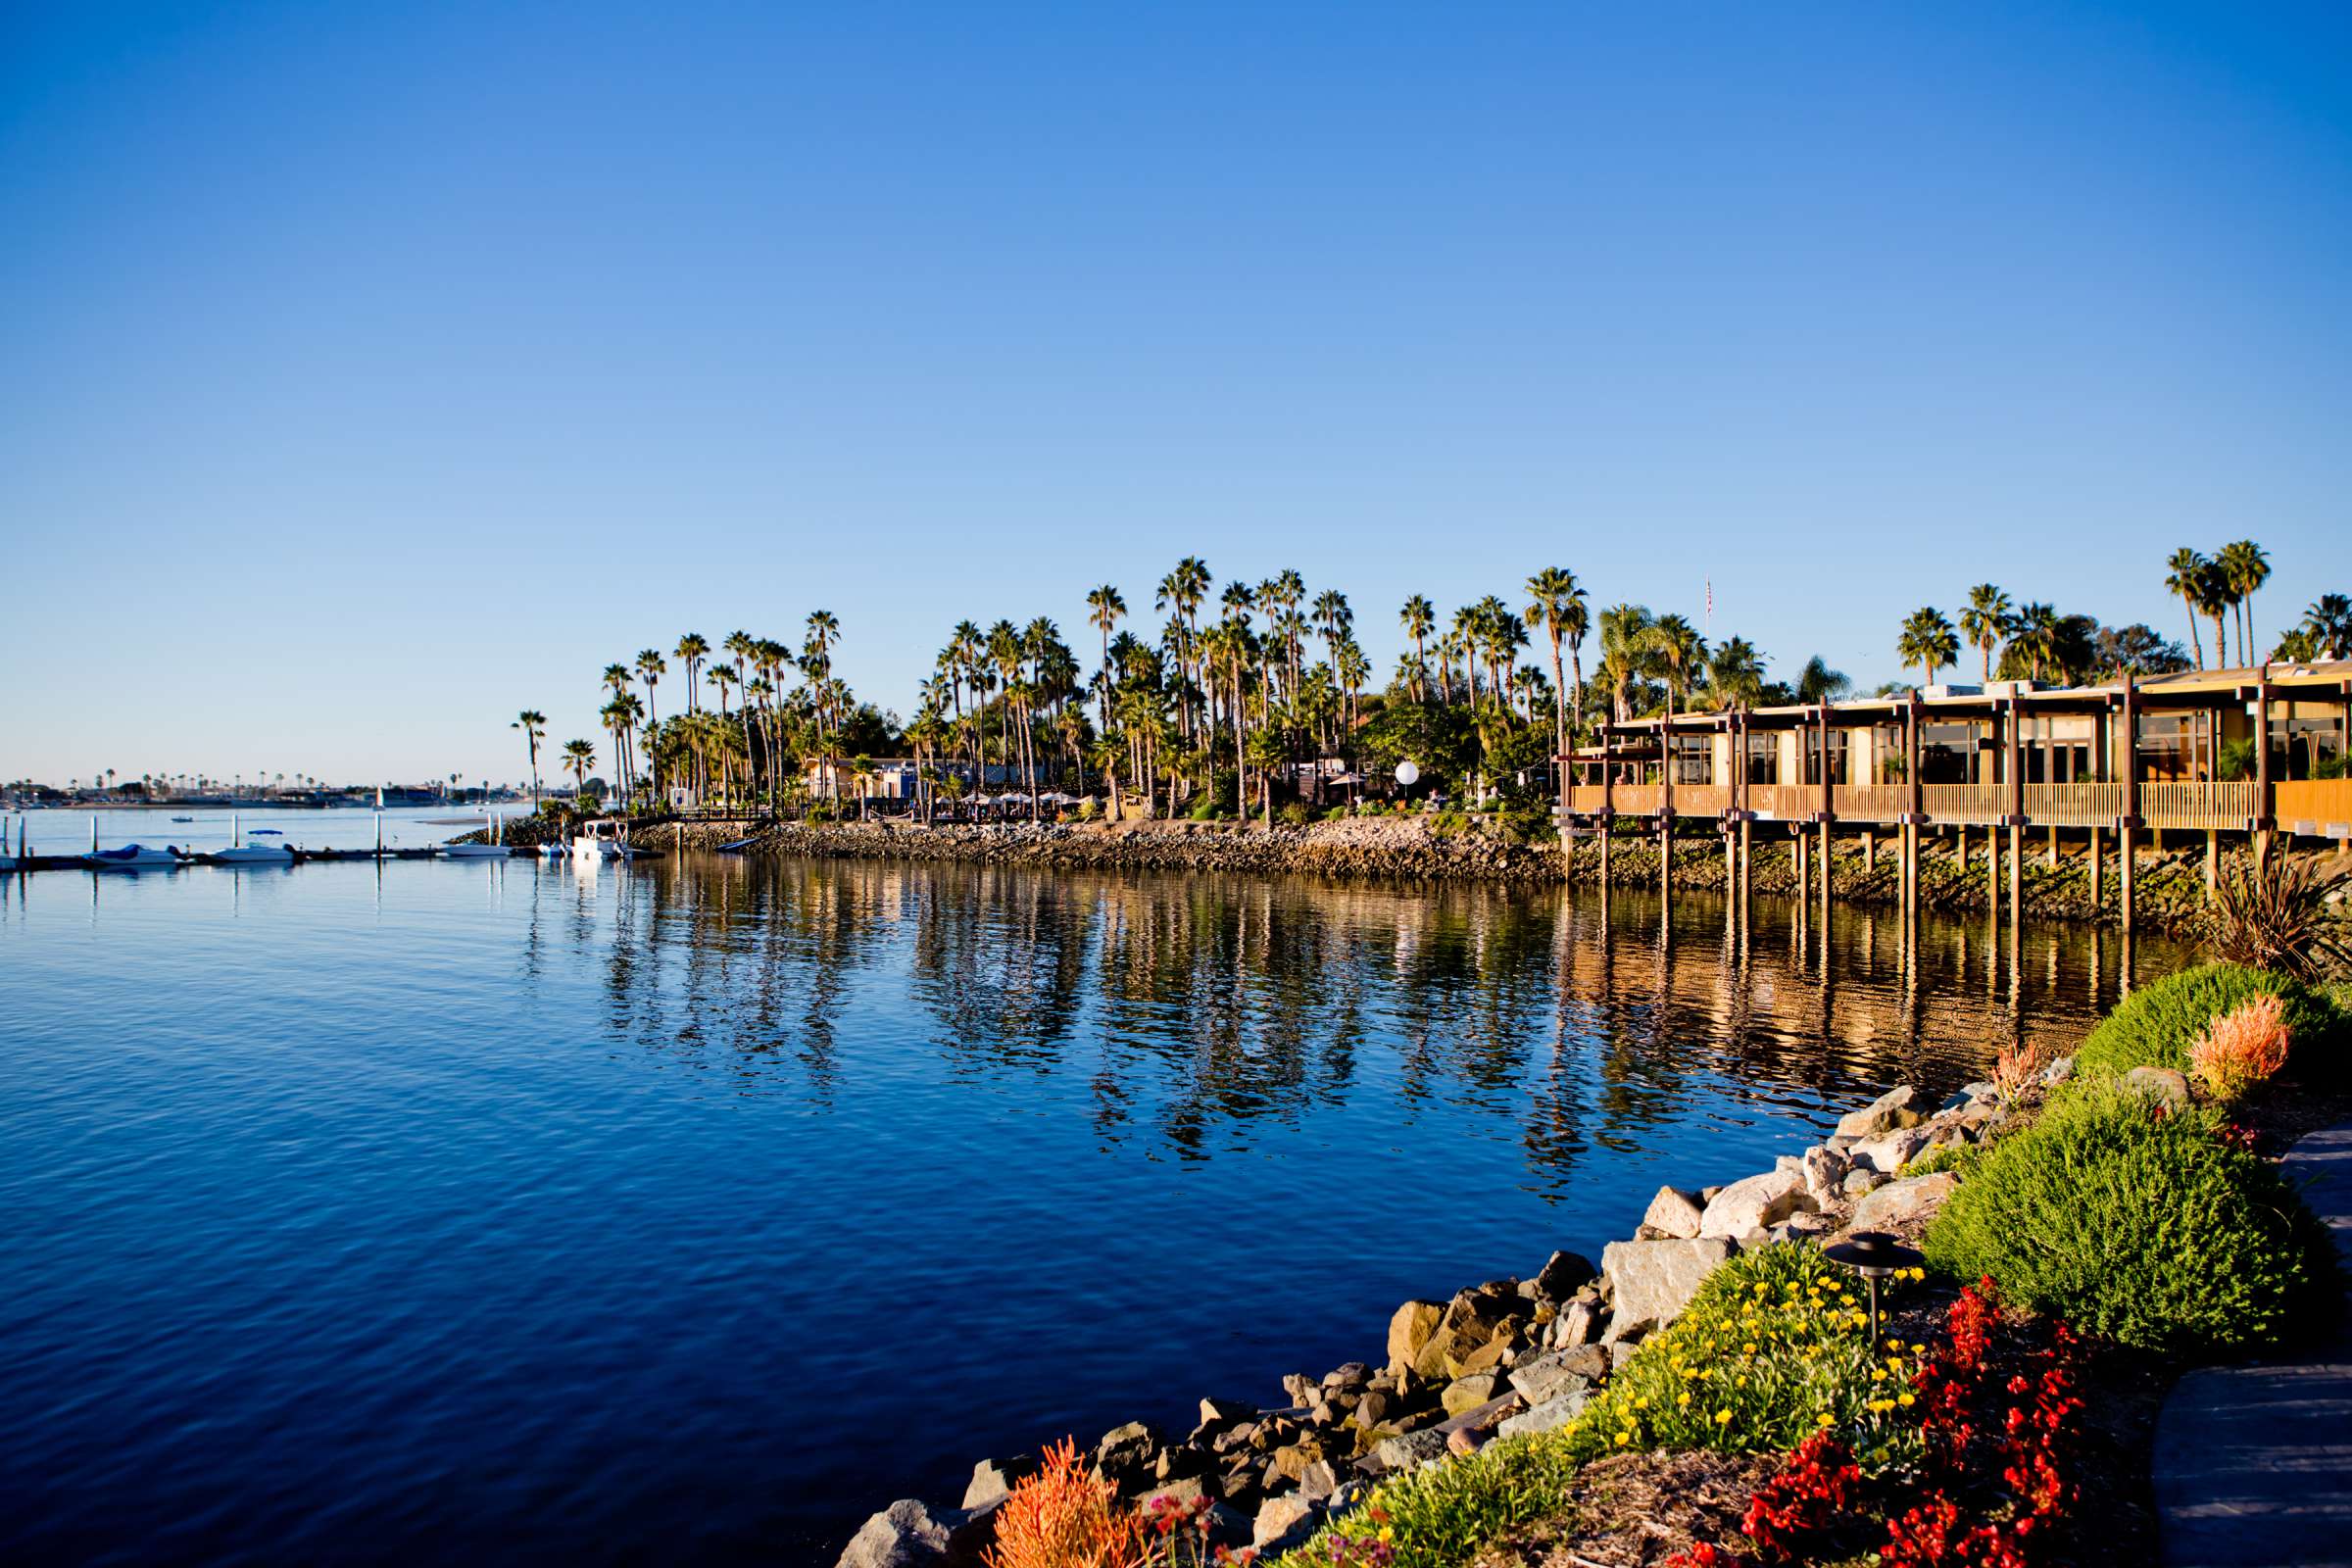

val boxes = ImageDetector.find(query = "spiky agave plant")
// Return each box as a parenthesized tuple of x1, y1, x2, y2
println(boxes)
(2209, 855, 2350, 983)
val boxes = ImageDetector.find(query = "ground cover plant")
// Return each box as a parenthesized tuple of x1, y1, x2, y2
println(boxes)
(2066, 961, 2334, 1083)
(1922, 1079, 2337, 1353)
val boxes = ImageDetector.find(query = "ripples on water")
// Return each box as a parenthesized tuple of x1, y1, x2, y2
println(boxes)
(0, 855, 2178, 1563)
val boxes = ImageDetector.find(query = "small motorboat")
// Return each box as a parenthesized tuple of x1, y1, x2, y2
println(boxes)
(85, 844, 184, 870)
(570, 818, 647, 860)
(536, 843, 566, 858)
(171, 815, 195, 823)
(210, 813, 295, 865)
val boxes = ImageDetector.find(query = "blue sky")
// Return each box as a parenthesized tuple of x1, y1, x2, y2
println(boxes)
(4, 2, 2347, 785)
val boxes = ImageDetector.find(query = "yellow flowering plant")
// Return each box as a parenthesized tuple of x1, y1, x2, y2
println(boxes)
(1550, 1243, 1925, 1472)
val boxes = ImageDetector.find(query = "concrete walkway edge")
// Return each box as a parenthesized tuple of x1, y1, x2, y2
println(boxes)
(2153, 1123, 2352, 1568)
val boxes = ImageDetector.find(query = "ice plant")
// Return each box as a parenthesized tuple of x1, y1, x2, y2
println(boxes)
(2186, 994, 2291, 1102)
(983, 1438, 1153, 1568)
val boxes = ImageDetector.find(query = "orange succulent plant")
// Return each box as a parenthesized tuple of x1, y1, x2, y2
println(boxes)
(984, 1437, 1154, 1568)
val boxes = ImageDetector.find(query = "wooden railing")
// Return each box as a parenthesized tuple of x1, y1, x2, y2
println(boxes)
(2023, 782, 2124, 827)
(2277, 780, 2352, 834)
(1833, 784, 1909, 821)
(1612, 784, 1662, 816)
(1921, 784, 2005, 824)
(2141, 780, 2261, 830)
(1564, 776, 2313, 832)
(1670, 784, 1732, 817)
(1746, 783, 1816, 820)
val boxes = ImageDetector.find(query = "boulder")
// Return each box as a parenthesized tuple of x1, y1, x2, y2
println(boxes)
(1836, 1085, 1920, 1140)
(1849, 1125, 1933, 1175)
(1199, 1396, 1256, 1427)
(1850, 1171, 1960, 1233)
(1322, 1361, 1371, 1390)
(1386, 1299, 1445, 1373)
(1509, 1348, 1598, 1408)
(1375, 1429, 1449, 1473)
(834, 1499, 967, 1568)
(1298, 1459, 1343, 1500)
(1609, 1340, 1643, 1373)
(1092, 1422, 1160, 1490)
(961, 1456, 1037, 1511)
(2122, 1065, 2191, 1114)
(1441, 1371, 1508, 1416)
(2040, 1054, 2075, 1089)
(1138, 1476, 1215, 1510)
(1601, 1237, 1736, 1329)
(1801, 1144, 1850, 1204)
(1549, 1296, 1603, 1348)
(1601, 1313, 1654, 1348)
(1531, 1249, 1598, 1300)
(1253, 1494, 1321, 1552)
(1411, 1289, 1527, 1380)
(1843, 1167, 1886, 1200)
(1641, 1185, 1707, 1240)
(1699, 1168, 1817, 1238)
(1496, 1390, 1589, 1439)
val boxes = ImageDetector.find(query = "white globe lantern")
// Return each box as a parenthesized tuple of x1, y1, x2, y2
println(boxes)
(1394, 760, 1420, 787)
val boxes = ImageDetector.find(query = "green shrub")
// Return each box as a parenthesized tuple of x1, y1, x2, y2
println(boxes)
(1431, 808, 1471, 837)
(2069, 962, 2335, 1082)
(1277, 1429, 1581, 1566)
(1898, 1143, 1978, 1181)
(1279, 802, 1311, 826)
(1555, 1243, 1925, 1471)
(1923, 1080, 2338, 1353)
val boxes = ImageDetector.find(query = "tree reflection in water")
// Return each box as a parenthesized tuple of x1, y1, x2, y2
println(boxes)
(526, 855, 2172, 1199)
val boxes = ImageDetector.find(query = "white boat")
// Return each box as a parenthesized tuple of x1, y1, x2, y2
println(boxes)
(536, 843, 566, 858)
(569, 817, 647, 860)
(211, 812, 295, 864)
(84, 844, 184, 870)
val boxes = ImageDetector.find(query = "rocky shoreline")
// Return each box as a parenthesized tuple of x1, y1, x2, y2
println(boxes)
(831, 1066, 2042, 1565)
(574, 813, 2255, 938)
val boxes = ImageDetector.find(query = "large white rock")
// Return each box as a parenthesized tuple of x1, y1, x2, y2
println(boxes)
(1641, 1185, 1707, 1239)
(1698, 1167, 1818, 1238)
(1848, 1125, 1934, 1175)
(1836, 1085, 1920, 1140)
(835, 1499, 959, 1568)
(1801, 1145, 1850, 1204)
(1850, 1171, 1960, 1233)
(1600, 1238, 1737, 1329)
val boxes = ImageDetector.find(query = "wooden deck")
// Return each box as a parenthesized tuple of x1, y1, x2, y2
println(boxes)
(1564, 778, 2352, 835)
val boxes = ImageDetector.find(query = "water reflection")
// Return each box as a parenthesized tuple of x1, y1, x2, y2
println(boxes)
(525, 855, 2164, 1198)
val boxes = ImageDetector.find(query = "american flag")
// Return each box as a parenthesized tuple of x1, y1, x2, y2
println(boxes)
(1705, 578, 1713, 632)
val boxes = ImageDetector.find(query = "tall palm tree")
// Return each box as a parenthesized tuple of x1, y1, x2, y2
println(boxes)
(1639, 614, 1705, 791)
(1597, 604, 1655, 722)
(674, 633, 710, 712)
(1399, 595, 1435, 702)
(2194, 559, 2231, 668)
(1896, 607, 1959, 691)
(2007, 602, 2060, 683)
(1523, 567, 1586, 766)
(2219, 540, 2270, 663)
(2163, 550, 2209, 670)
(1959, 584, 2012, 683)
(1086, 585, 1125, 728)
(634, 650, 666, 728)
(513, 710, 547, 806)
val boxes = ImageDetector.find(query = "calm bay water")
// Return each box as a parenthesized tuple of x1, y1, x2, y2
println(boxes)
(0, 851, 2176, 1563)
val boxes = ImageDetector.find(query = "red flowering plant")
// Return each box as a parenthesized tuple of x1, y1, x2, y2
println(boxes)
(1738, 1279, 2087, 1566)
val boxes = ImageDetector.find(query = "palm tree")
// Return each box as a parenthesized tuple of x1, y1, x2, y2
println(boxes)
(1639, 615, 1705, 795)
(2163, 550, 2209, 669)
(1597, 604, 1654, 722)
(1796, 658, 1853, 705)
(1523, 567, 1587, 769)
(1959, 584, 2012, 683)
(1086, 585, 1125, 727)
(2219, 540, 2270, 663)
(1705, 637, 1765, 711)
(1896, 607, 1959, 691)
(561, 738, 597, 800)
(1399, 595, 1435, 702)
(513, 710, 547, 806)
(2007, 602, 2060, 683)
(2194, 559, 2232, 668)
(634, 650, 666, 728)
(674, 633, 710, 711)
(2302, 594, 2351, 660)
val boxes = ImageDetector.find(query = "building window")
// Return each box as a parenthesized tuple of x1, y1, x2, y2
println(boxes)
(2136, 712, 2213, 782)
(1670, 734, 1713, 785)
(1803, 729, 1849, 787)
(2271, 711, 2346, 780)
(1920, 721, 1984, 785)
(1744, 732, 1779, 785)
